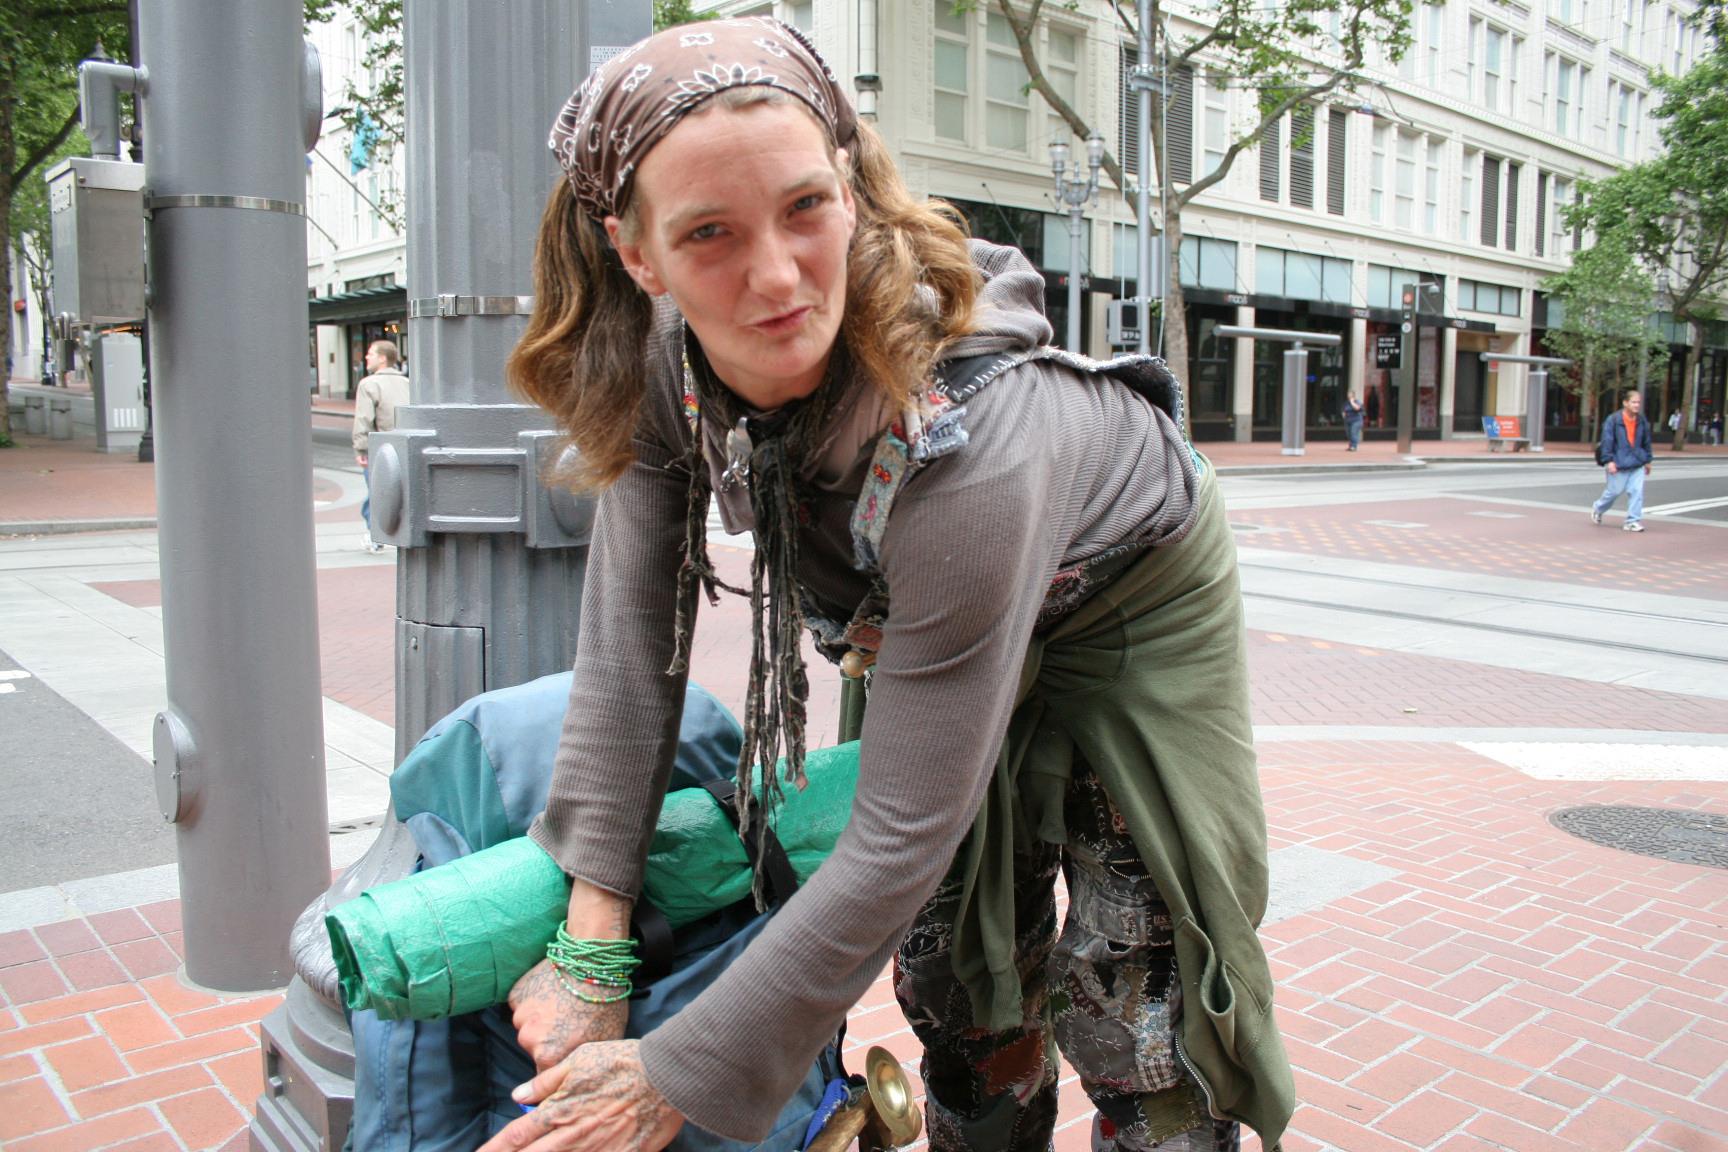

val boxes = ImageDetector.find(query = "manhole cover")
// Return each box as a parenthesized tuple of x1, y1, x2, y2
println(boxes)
(1549, 806, 1728, 870)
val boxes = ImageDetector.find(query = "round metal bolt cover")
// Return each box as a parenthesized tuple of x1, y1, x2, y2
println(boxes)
(370, 441, 405, 535)
(1549, 805, 1728, 870)
(152, 709, 194, 822)
(549, 445, 596, 540)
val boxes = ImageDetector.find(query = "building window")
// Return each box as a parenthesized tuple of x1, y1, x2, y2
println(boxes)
(1550, 176, 1575, 255)
(1505, 161, 1520, 252)
(1483, 23, 1505, 110)
(1424, 139, 1441, 233)
(783, 1, 812, 31)
(1046, 26, 1080, 145)
(1179, 236, 1239, 290)
(1425, 3, 1445, 83)
(1369, 121, 1388, 223)
(1259, 103, 1282, 202)
(985, 12, 1030, 151)
(1289, 104, 1315, 209)
(1394, 130, 1417, 230)
(1459, 146, 1477, 243)
(1256, 246, 1352, 304)
(1552, 56, 1579, 136)
(1327, 107, 1348, 215)
(934, 6, 969, 143)
(1536, 171, 1549, 257)
(1367, 265, 1439, 310)
(1458, 279, 1521, 316)
(1119, 45, 1140, 175)
(1203, 74, 1228, 177)
(1167, 66, 1196, 185)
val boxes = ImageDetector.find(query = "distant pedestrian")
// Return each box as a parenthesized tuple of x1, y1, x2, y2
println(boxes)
(352, 340, 410, 553)
(1668, 408, 1682, 435)
(1343, 391, 1365, 451)
(1708, 412, 1723, 446)
(1591, 387, 1653, 533)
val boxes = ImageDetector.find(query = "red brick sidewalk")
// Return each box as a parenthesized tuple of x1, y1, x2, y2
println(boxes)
(1233, 498, 1728, 601)
(5, 740, 1724, 1150)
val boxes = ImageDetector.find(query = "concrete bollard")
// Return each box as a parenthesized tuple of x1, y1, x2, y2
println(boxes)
(49, 398, 75, 440)
(24, 395, 47, 435)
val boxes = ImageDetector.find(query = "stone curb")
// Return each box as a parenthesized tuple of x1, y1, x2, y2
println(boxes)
(0, 517, 158, 536)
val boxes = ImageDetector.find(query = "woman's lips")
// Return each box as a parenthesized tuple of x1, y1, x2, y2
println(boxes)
(751, 305, 814, 335)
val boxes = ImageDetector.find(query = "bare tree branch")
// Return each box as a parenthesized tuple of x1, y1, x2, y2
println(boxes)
(11, 106, 79, 191)
(994, 0, 1132, 192)
(1174, 71, 1348, 209)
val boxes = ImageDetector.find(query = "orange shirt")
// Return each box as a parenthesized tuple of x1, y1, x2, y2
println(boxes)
(1623, 410, 1637, 447)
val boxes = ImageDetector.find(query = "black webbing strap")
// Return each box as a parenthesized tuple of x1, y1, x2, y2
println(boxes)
(701, 777, 800, 908)
(629, 900, 676, 986)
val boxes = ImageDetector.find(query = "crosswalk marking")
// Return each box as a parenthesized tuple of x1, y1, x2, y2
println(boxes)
(1645, 495, 1728, 516)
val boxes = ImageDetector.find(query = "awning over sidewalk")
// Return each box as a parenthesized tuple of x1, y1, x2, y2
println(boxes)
(308, 285, 407, 326)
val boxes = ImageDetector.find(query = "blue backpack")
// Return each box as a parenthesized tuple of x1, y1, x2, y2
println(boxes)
(347, 673, 841, 1152)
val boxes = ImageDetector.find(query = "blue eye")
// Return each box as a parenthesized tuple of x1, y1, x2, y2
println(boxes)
(689, 222, 722, 241)
(793, 193, 824, 212)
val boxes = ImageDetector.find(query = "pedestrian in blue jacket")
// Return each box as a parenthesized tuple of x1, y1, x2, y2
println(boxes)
(1591, 388, 1654, 532)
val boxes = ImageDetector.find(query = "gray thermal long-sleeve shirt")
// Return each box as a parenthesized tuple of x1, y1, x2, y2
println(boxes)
(526, 241, 1197, 1141)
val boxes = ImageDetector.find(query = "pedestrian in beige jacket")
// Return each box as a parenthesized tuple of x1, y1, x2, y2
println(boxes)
(351, 340, 409, 553)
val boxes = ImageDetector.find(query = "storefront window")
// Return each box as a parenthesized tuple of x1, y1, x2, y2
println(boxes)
(1256, 246, 1352, 304)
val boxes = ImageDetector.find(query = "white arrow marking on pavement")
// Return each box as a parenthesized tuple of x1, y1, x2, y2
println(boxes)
(1362, 520, 1428, 529)
(1644, 496, 1728, 516)
(0, 670, 30, 681)
(0, 683, 15, 694)
(1467, 511, 1526, 519)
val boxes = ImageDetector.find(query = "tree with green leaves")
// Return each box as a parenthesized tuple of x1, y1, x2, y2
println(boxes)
(0, 0, 131, 445)
(984, 0, 1410, 413)
(1540, 232, 1669, 441)
(1566, 24, 1728, 450)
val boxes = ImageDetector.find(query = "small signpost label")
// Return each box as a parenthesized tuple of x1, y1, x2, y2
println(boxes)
(1375, 333, 1403, 370)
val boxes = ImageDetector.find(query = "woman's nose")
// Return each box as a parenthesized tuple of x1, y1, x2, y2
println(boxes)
(745, 230, 800, 300)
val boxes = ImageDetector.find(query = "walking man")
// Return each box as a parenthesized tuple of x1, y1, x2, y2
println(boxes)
(352, 340, 410, 553)
(1591, 387, 1653, 533)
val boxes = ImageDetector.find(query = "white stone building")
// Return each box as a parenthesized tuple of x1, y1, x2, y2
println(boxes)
(306, 0, 1726, 440)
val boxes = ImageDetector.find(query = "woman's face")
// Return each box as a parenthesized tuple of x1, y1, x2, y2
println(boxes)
(606, 102, 856, 411)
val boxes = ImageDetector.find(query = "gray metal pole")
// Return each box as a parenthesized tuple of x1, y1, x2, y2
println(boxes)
(1136, 0, 1151, 357)
(138, 0, 329, 991)
(367, 0, 646, 760)
(1282, 346, 1307, 456)
(1528, 369, 1548, 452)
(1067, 207, 1083, 353)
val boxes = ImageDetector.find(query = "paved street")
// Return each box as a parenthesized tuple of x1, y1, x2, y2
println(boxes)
(0, 422, 1725, 1151)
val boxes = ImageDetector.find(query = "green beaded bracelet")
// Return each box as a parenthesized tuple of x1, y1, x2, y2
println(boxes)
(546, 924, 640, 1004)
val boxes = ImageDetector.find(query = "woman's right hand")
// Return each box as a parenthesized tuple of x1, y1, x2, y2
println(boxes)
(508, 958, 630, 1072)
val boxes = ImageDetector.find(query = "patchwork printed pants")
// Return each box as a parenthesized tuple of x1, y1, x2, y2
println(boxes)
(894, 768, 1241, 1152)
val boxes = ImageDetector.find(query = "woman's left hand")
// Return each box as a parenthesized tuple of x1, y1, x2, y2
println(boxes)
(477, 1039, 685, 1152)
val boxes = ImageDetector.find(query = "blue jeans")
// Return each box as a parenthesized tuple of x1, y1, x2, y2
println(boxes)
(361, 461, 371, 529)
(1346, 419, 1362, 449)
(1592, 466, 1646, 523)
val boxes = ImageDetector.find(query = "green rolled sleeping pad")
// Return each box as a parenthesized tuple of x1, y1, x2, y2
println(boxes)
(327, 741, 859, 1021)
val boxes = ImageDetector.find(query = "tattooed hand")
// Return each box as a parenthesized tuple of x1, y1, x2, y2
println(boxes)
(476, 1039, 684, 1152)
(507, 958, 629, 1072)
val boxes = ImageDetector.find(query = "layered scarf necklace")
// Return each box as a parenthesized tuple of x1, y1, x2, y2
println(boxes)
(668, 336, 848, 910)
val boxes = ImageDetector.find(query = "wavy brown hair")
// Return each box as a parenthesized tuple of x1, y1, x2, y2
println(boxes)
(507, 89, 979, 490)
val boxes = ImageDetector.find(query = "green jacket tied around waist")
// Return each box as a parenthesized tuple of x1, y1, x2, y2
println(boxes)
(949, 466, 1295, 1149)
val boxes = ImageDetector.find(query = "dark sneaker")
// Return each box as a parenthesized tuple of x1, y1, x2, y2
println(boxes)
(1623, 521, 1645, 532)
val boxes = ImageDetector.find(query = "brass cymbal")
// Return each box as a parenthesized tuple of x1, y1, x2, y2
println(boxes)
(863, 1046, 923, 1146)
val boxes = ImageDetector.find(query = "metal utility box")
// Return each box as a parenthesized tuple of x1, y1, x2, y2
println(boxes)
(46, 156, 147, 325)
(1107, 299, 1143, 348)
(91, 331, 147, 454)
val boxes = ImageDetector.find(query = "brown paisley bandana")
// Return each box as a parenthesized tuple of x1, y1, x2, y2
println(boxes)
(548, 16, 858, 223)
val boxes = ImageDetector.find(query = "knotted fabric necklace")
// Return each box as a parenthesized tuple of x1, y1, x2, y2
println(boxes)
(669, 335, 846, 910)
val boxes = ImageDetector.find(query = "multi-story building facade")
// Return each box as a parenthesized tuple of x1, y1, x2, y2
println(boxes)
(304, 13, 408, 399)
(306, 0, 1726, 440)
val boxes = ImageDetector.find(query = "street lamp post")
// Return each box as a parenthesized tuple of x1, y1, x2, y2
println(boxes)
(1050, 133, 1104, 354)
